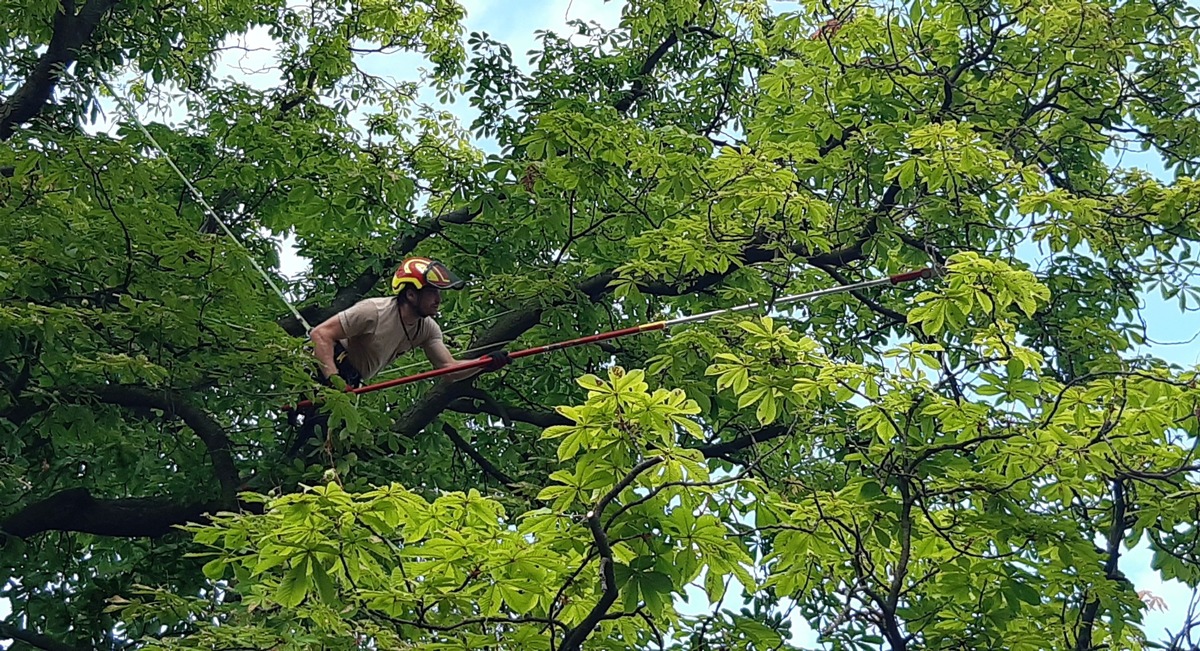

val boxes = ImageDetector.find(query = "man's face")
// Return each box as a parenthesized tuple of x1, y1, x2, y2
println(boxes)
(414, 286, 442, 317)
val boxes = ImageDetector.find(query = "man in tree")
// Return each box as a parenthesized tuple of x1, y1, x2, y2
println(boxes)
(310, 257, 512, 388)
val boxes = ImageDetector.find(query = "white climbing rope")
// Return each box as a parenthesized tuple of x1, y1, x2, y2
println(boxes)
(98, 77, 314, 333)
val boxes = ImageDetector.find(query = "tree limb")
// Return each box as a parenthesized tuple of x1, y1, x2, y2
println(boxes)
(442, 422, 517, 487)
(811, 262, 909, 323)
(1076, 478, 1130, 651)
(446, 396, 569, 429)
(0, 488, 221, 540)
(391, 277, 599, 439)
(0, 0, 119, 140)
(0, 621, 82, 651)
(695, 425, 791, 458)
(559, 457, 663, 651)
(81, 385, 240, 505)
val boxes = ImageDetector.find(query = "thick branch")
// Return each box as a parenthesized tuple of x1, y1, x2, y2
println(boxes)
(696, 425, 791, 458)
(1, 488, 220, 540)
(812, 262, 909, 323)
(0, 0, 119, 140)
(82, 385, 239, 504)
(613, 34, 680, 113)
(442, 422, 517, 487)
(0, 621, 81, 651)
(559, 458, 663, 651)
(446, 395, 570, 429)
(1076, 479, 1129, 651)
(391, 276, 600, 439)
(445, 388, 797, 462)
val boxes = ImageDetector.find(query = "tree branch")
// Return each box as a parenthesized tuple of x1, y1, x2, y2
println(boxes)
(811, 262, 909, 323)
(1, 488, 221, 540)
(0, 621, 82, 651)
(442, 422, 517, 487)
(1076, 478, 1129, 651)
(559, 457, 663, 651)
(613, 34, 680, 114)
(0, 0, 119, 140)
(391, 276, 603, 440)
(81, 385, 240, 505)
(695, 425, 791, 458)
(445, 395, 570, 429)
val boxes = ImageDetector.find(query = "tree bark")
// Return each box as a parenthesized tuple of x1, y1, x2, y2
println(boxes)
(82, 385, 240, 504)
(0, 621, 82, 651)
(0, 0, 119, 140)
(1, 488, 221, 540)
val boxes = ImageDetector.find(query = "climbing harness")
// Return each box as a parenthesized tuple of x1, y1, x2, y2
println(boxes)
(98, 77, 314, 333)
(285, 267, 941, 410)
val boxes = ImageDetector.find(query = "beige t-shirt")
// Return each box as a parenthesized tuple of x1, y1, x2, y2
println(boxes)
(337, 297, 443, 380)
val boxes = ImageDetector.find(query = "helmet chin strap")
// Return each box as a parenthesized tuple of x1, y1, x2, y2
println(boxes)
(396, 289, 428, 345)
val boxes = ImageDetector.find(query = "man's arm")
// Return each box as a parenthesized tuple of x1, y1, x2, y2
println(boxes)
(423, 338, 487, 382)
(310, 315, 348, 379)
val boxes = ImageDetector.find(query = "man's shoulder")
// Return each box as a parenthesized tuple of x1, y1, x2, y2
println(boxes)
(347, 296, 393, 314)
(339, 296, 393, 329)
(359, 296, 394, 309)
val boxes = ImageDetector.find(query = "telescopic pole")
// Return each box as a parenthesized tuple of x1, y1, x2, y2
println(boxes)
(285, 267, 938, 410)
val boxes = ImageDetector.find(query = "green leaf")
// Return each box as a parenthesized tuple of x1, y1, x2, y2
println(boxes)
(311, 559, 338, 604)
(276, 555, 311, 608)
(202, 558, 226, 581)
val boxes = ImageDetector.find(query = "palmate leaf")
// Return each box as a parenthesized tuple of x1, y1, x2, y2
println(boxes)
(7, 0, 1200, 649)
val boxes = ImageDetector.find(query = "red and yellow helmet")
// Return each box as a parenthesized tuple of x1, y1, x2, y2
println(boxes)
(391, 257, 465, 294)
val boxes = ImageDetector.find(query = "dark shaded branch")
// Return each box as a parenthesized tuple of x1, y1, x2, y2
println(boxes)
(81, 385, 240, 504)
(559, 457, 663, 651)
(1, 488, 221, 540)
(0, 0, 119, 140)
(442, 422, 517, 487)
(444, 389, 796, 463)
(391, 275, 604, 439)
(613, 0, 720, 114)
(695, 425, 790, 458)
(446, 395, 570, 429)
(0, 621, 82, 651)
(1076, 479, 1129, 651)
(614, 34, 680, 113)
(378, 613, 564, 634)
(812, 262, 909, 323)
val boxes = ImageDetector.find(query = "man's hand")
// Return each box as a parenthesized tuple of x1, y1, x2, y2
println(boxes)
(318, 373, 348, 390)
(482, 350, 513, 372)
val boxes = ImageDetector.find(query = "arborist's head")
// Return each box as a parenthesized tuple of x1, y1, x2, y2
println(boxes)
(391, 257, 464, 318)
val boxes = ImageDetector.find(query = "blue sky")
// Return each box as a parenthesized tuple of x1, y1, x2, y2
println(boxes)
(75, 0, 1200, 646)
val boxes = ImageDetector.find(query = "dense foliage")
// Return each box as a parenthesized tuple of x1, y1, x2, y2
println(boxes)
(4, 0, 1200, 649)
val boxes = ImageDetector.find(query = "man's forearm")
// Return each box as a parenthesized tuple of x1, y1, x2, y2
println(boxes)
(311, 334, 339, 378)
(441, 362, 484, 382)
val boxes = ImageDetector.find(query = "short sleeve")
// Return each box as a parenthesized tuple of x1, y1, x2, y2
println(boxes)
(418, 318, 444, 352)
(337, 300, 379, 338)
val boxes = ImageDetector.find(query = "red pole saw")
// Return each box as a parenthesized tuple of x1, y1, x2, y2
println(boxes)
(286, 267, 939, 411)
